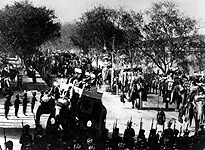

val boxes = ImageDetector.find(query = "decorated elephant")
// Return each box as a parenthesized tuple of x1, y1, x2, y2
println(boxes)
(129, 76, 147, 109)
(35, 81, 107, 135)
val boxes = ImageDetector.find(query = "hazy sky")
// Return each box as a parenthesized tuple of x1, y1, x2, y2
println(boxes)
(1, 0, 205, 31)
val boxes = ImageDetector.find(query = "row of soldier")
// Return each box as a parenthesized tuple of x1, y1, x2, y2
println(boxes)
(4, 91, 37, 119)
(2, 108, 205, 150)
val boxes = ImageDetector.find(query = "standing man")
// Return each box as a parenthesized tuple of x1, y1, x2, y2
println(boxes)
(22, 92, 29, 116)
(4, 95, 12, 119)
(19, 124, 33, 150)
(31, 92, 37, 113)
(14, 94, 21, 118)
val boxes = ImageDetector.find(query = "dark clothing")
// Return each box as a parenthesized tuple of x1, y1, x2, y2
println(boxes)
(19, 133, 33, 150)
(110, 135, 123, 150)
(161, 128, 174, 147)
(148, 131, 160, 150)
(123, 127, 135, 149)
(1, 69, 9, 78)
(49, 86, 60, 100)
(31, 96, 37, 113)
(46, 124, 60, 145)
(32, 71, 36, 84)
(4, 98, 12, 118)
(157, 110, 166, 125)
(14, 97, 21, 117)
(23, 96, 29, 115)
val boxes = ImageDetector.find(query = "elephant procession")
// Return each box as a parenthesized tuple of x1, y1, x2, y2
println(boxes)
(17, 66, 205, 150)
(1, 53, 205, 149)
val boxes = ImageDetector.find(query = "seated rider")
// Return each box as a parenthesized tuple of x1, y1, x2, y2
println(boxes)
(48, 81, 61, 100)
(67, 68, 83, 85)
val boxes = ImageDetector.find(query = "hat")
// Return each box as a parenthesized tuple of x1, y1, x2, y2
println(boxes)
(24, 124, 30, 130)
(150, 129, 156, 134)
(139, 129, 145, 134)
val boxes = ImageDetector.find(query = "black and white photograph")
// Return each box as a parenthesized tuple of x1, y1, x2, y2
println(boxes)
(0, 0, 205, 149)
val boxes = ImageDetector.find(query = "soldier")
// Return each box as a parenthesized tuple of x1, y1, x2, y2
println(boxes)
(33, 124, 46, 150)
(22, 92, 29, 116)
(123, 120, 135, 150)
(195, 124, 205, 139)
(161, 121, 174, 148)
(147, 129, 160, 150)
(110, 125, 123, 150)
(14, 94, 21, 118)
(157, 108, 166, 129)
(31, 92, 37, 113)
(6, 140, 13, 150)
(4, 95, 12, 119)
(46, 118, 61, 148)
(19, 124, 33, 150)
(136, 129, 147, 149)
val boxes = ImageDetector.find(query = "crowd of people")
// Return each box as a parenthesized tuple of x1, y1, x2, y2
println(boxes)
(2, 68, 205, 149)
(2, 110, 205, 150)
(2, 51, 205, 149)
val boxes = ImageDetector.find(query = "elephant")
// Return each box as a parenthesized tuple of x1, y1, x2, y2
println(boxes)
(129, 77, 147, 109)
(185, 86, 205, 131)
(35, 82, 107, 135)
(35, 94, 56, 126)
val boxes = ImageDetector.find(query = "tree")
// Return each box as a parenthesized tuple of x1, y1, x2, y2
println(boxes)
(70, 6, 143, 69)
(0, 0, 61, 65)
(139, 1, 199, 73)
(71, 6, 123, 53)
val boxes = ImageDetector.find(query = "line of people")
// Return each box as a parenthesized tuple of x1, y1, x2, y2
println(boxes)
(4, 108, 204, 150)
(4, 91, 37, 119)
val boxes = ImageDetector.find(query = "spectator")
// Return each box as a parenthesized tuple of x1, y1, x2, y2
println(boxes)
(31, 92, 37, 113)
(22, 92, 29, 116)
(4, 95, 12, 119)
(14, 94, 21, 118)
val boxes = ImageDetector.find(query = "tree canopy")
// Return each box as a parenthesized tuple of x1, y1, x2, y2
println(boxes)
(0, 0, 61, 62)
(139, 1, 199, 73)
(70, 6, 142, 55)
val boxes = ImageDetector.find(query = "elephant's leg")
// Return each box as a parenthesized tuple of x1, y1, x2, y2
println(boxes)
(36, 107, 42, 126)
(139, 92, 142, 109)
(46, 109, 56, 127)
(194, 112, 200, 132)
(135, 94, 141, 109)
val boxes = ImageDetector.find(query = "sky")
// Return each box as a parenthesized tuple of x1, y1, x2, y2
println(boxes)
(0, 0, 205, 32)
